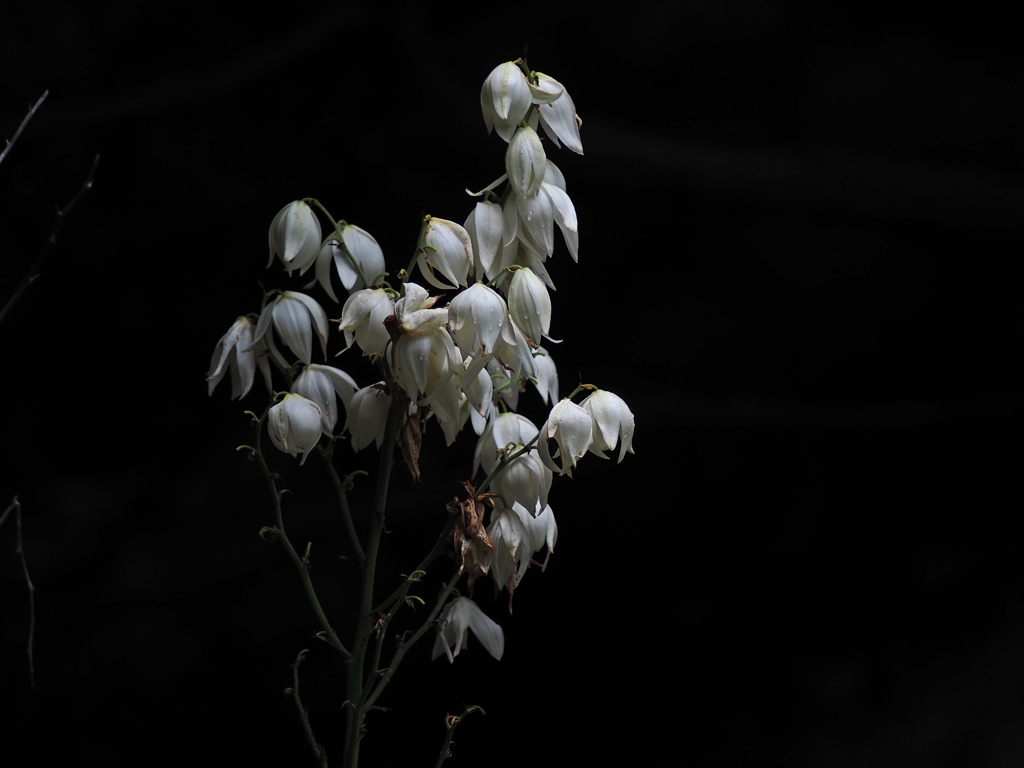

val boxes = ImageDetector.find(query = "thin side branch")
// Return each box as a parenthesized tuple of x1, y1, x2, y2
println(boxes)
(0, 154, 100, 327)
(0, 91, 48, 168)
(1, 496, 36, 688)
(289, 649, 329, 768)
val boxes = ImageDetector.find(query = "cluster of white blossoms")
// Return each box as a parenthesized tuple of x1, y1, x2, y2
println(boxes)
(207, 58, 634, 663)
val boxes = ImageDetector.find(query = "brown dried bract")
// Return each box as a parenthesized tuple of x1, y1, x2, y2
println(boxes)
(451, 480, 495, 578)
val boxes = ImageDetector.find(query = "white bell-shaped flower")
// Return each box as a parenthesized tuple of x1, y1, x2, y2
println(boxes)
(432, 596, 504, 663)
(419, 350, 464, 424)
(293, 364, 358, 436)
(392, 326, 459, 401)
(268, 201, 321, 276)
(207, 316, 272, 399)
(448, 283, 508, 359)
(506, 125, 546, 200)
(505, 181, 579, 264)
(512, 502, 558, 570)
(345, 384, 391, 452)
(538, 398, 593, 476)
(492, 447, 551, 515)
(267, 394, 323, 464)
(338, 288, 394, 359)
(313, 224, 386, 302)
(491, 314, 537, 387)
(394, 282, 448, 336)
(464, 201, 504, 280)
(507, 267, 551, 346)
(580, 389, 636, 463)
(249, 291, 329, 365)
(418, 217, 472, 290)
(473, 413, 539, 477)
(486, 506, 533, 591)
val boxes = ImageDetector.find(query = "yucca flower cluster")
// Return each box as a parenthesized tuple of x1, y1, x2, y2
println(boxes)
(205, 56, 635, 767)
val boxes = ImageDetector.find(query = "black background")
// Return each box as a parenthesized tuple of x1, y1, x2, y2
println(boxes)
(1, 3, 1022, 767)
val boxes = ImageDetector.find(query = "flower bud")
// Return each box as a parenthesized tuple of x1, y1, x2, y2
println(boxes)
(480, 62, 531, 142)
(506, 126, 546, 200)
(267, 394, 323, 463)
(507, 268, 550, 345)
(339, 288, 394, 359)
(268, 201, 321, 276)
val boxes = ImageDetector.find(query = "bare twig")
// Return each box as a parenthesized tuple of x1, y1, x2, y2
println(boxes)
(289, 649, 329, 768)
(0, 154, 99, 327)
(0, 496, 36, 688)
(435, 706, 485, 768)
(0, 91, 48, 168)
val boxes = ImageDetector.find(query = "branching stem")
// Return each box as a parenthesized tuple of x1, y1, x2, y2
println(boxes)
(251, 407, 350, 658)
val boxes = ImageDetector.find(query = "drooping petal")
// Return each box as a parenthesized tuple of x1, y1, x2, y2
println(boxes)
(207, 317, 258, 399)
(432, 597, 504, 662)
(533, 73, 583, 155)
(341, 225, 386, 289)
(543, 182, 579, 262)
(294, 364, 358, 435)
(517, 186, 555, 257)
(273, 294, 314, 363)
(531, 346, 558, 405)
(278, 291, 329, 362)
(314, 237, 343, 303)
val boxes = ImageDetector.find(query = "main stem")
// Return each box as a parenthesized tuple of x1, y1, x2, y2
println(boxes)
(343, 392, 406, 768)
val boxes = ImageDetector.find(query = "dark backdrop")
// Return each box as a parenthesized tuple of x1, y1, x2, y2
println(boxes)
(1, 3, 1021, 767)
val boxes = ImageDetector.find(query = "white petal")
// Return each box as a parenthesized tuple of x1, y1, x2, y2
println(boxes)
(341, 225, 386, 288)
(543, 183, 579, 262)
(534, 73, 583, 155)
(315, 238, 342, 303)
